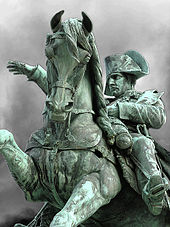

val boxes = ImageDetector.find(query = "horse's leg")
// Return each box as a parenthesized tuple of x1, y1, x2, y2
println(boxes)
(131, 134, 168, 215)
(50, 161, 121, 227)
(14, 203, 59, 227)
(0, 130, 38, 197)
(40, 203, 60, 227)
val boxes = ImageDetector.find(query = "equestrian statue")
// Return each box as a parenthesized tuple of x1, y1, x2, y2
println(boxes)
(2, 11, 170, 226)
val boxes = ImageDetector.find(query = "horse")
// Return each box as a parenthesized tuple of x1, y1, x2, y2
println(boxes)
(3, 11, 169, 227)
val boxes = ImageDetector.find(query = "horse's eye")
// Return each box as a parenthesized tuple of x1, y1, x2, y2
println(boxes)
(46, 101, 54, 111)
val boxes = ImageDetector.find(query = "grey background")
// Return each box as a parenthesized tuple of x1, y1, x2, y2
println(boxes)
(0, 0, 170, 225)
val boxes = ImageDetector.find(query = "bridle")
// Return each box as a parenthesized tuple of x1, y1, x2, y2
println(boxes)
(46, 31, 94, 141)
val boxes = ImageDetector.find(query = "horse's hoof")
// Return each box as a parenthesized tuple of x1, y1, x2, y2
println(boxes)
(0, 129, 13, 147)
(142, 174, 168, 215)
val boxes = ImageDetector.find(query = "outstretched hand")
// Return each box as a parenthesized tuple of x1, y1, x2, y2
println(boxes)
(7, 61, 37, 78)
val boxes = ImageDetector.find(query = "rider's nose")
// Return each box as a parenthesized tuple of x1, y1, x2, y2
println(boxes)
(109, 78, 116, 85)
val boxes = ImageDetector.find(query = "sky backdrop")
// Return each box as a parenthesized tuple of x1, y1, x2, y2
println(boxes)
(0, 0, 170, 225)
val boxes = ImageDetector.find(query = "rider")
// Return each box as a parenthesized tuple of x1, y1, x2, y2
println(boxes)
(104, 50, 169, 215)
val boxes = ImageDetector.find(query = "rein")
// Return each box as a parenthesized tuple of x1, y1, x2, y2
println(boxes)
(51, 81, 75, 94)
(49, 58, 93, 142)
(46, 27, 95, 142)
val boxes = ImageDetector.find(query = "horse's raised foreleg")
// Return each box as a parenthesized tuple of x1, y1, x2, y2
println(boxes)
(0, 130, 38, 198)
(50, 162, 121, 227)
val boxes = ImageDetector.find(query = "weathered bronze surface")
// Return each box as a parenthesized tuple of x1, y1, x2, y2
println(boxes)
(105, 50, 170, 217)
(2, 12, 169, 226)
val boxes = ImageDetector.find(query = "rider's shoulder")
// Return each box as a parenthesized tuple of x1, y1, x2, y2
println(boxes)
(137, 89, 164, 104)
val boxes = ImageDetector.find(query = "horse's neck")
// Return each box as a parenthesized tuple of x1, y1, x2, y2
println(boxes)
(53, 68, 95, 138)
(73, 68, 93, 112)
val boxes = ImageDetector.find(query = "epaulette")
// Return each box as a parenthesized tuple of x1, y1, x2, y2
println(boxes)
(137, 89, 164, 105)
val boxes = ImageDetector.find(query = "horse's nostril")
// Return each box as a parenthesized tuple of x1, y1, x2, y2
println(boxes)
(46, 101, 54, 111)
(64, 102, 74, 112)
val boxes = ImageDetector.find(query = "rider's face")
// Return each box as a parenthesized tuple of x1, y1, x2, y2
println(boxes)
(107, 73, 132, 97)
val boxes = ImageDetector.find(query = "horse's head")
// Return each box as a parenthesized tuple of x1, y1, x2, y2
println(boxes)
(45, 11, 93, 122)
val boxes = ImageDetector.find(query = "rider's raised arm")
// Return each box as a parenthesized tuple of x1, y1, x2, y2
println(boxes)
(7, 61, 48, 95)
(117, 90, 166, 129)
(28, 65, 48, 95)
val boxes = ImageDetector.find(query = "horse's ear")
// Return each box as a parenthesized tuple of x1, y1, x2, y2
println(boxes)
(50, 10, 64, 32)
(81, 12, 93, 34)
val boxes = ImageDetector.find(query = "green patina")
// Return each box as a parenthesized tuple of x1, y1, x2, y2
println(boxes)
(0, 11, 169, 227)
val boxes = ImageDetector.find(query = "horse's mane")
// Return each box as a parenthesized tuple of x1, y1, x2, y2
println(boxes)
(62, 19, 115, 141)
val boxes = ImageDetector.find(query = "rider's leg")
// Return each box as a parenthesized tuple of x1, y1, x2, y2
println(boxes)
(131, 134, 161, 176)
(130, 134, 168, 215)
(0, 130, 39, 199)
(50, 161, 121, 227)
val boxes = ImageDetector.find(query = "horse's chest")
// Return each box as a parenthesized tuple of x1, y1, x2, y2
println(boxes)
(58, 115, 102, 150)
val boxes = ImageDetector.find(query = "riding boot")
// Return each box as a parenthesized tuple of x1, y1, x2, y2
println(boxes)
(131, 135, 169, 215)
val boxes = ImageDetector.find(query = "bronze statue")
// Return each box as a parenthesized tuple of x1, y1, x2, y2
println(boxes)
(2, 11, 169, 226)
(104, 50, 170, 215)
(5, 11, 123, 226)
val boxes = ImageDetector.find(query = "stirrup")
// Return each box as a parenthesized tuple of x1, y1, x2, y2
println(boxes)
(142, 175, 169, 215)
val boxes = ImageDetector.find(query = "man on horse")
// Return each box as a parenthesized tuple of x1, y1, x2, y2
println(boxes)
(5, 10, 169, 225)
(104, 50, 170, 216)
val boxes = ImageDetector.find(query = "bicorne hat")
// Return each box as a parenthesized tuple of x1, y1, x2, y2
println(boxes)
(104, 50, 149, 95)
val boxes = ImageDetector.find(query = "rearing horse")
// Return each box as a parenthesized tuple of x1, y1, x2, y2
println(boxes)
(4, 11, 121, 226)
(4, 11, 169, 227)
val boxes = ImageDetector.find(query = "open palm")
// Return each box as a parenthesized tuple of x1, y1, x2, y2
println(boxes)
(7, 61, 36, 77)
